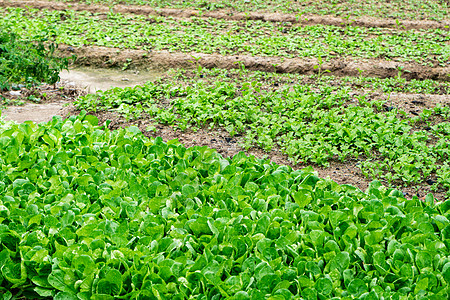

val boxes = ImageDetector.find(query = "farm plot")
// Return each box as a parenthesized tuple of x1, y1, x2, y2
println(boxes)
(72, 68, 450, 200)
(0, 114, 450, 299)
(0, 5, 449, 79)
(4, 0, 449, 33)
(1, 0, 450, 298)
(42, 0, 450, 21)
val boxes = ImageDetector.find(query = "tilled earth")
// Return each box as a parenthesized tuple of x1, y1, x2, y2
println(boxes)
(57, 45, 450, 82)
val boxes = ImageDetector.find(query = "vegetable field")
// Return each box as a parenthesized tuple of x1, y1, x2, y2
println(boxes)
(0, 0, 450, 298)
(1, 114, 450, 299)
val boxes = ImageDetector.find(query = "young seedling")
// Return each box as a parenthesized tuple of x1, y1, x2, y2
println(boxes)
(313, 55, 331, 79)
(357, 68, 364, 78)
(355, 68, 365, 86)
(396, 66, 410, 85)
(272, 63, 279, 73)
(395, 19, 405, 30)
(342, 17, 355, 35)
(295, 13, 304, 22)
(189, 55, 203, 77)
(122, 58, 132, 71)
(397, 66, 405, 80)
(386, 93, 395, 111)
(234, 61, 247, 77)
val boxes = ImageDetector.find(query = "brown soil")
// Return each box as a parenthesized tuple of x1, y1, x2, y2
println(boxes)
(58, 45, 450, 82)
(1, 0, 449, 31)
(377, 93, 450, 117)
(74, 108, 445, 201)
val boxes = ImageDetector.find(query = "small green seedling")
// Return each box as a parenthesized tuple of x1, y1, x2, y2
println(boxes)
(313, 55, 331, 79)
(189, 55, 203, 76)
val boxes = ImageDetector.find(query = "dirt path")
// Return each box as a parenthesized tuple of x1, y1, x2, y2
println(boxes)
(1, 0, 448, 31)
(59, 45, 450, 81)
(2, 102, 68, 123)
(1, 81, 84, 122)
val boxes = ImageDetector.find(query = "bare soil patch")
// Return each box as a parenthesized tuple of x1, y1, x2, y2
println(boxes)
(378, 93, 450, 117)
(1, 0, 448, 31)
(58, 45, 450, 82)
(2, 102, 68, 123)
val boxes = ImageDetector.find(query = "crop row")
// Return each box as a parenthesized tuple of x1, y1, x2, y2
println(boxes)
(182, 68, 450, 95)
(0, 113, 450, 298)
(0, 7, 449, 66)
(74, 68, 450, 194)
(55, 0, 449, 21)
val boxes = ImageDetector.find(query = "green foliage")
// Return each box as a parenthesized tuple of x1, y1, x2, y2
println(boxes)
(0, 115, 450, 298)
(73, 68, 450, 191)
(55, 0, 449, 21)
(0, 7, 449, 67)
(0, 30, 69, 91)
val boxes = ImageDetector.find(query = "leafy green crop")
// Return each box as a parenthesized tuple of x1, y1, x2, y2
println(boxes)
(0, 7, 448, 67)
(73, 68, 450, 193)
(0, 30, 70, 91)
(1, 114, 450, 299)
